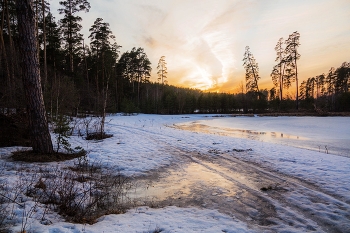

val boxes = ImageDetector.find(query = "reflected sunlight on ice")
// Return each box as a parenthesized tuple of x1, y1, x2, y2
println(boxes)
(176, 116, 350, 157)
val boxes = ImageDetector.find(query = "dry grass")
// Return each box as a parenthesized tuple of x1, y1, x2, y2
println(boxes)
(0, 154, 132, 232)
(85, 132, 113, 140)
(11, 150, 86, 163)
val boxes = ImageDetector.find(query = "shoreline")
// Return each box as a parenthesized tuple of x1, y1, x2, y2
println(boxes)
(229, 112, 350, 117)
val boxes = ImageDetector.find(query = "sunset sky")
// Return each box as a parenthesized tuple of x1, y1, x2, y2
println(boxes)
(50, 0, 350, 94)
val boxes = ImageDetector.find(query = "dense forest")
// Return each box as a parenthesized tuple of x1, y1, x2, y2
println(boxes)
(0, 0, 349, 118)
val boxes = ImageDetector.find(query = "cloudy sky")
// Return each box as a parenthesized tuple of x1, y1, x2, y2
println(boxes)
(50, 0, 350, 93)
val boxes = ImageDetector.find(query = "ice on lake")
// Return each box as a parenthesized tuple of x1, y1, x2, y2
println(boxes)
(177, 116, 350, 157)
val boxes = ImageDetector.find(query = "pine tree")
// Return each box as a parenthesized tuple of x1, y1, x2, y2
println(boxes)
(89, 17, 120, 135)
(16, 0, 53, 153)
(58, 0, 90, 73)
(285, 31, 301, 109)
(243, 46, 260, 95)
(157, 56, 168, 85)
(271, 38, 284, 100)
(117, 48, 151, 106)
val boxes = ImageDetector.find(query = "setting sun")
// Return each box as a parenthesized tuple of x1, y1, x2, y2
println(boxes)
(194, 66, 215, 90)
(47, 0, 350, 93)
(1, 1, 349, 232)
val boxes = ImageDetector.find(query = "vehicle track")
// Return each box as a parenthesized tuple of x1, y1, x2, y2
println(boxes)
(187, 151, 350, 233)
(111, 123, 350, 232)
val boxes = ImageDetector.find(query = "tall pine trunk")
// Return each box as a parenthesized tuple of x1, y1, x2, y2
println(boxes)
(5, 0, 15, 105)
(16, 0, 53, 154)
(295, 60, 299, 110)
(41, 0, 47, 90)
(0, 16, 10, 90)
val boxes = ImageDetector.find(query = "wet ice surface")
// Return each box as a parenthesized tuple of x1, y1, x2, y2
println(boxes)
(177, 116, 350, 157)
(1, 114, 350, 232)
(129, 149, 350, 232)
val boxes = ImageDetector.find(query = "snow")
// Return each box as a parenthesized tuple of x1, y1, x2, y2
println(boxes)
(1, 114, 349, 232)
(11, 206, 248, 233)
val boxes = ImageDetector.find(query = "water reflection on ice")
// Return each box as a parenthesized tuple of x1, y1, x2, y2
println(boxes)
(128, 162, 238, 202)
(175, 117, 350, 157)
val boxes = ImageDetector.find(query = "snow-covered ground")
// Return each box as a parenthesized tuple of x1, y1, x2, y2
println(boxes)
(0, 114, 349, 232)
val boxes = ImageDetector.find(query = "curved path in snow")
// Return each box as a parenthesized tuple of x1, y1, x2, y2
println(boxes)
(108, 119, 350, 233)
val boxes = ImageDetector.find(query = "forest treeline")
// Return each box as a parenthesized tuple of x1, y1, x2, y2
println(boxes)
(0, 0, 349, 117)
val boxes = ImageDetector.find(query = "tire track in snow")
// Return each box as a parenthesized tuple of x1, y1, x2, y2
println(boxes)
(161, 146, 328, 232)
(108, 122, 350, 232)
(192, 151, 350, 233)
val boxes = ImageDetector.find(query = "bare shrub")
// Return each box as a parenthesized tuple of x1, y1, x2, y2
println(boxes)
(0, 180, 11, 231)
(69, 117, 82, 136)
(22, 158, 130, 224)
(0, 164, 38, 232)
(78, 116, 113, 140)
(0, 154, 133, 232)
(82, 116, 94, 137)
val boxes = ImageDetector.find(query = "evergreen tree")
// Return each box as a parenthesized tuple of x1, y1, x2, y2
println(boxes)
(44, 12, 62, 66)
(285, 31, 301, 109)
(35, 0, 50, 88)
(271, 38, 284, 100)
(16, 0, 53, 153)
(116, 47, 151, 107)
(89, 17, 120, 135)
(326, 67, 336, 110)
(334, 62, 350, 93)
(58, 0, 90, 73)
(243, 46, 260, 95)
(157, 56, 167, 85)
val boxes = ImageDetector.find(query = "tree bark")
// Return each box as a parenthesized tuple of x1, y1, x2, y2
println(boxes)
(5, 0, 16, 104)
(295, 59, 298, 110)
(16, 0, 53, 153)
(0, 13, 10, 89)
(41, 0, 47, 90)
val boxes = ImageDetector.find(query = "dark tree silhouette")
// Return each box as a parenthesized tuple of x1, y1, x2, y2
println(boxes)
(271, 37, 285, 100)
(285, 31, 301, 109)
(117, 47, 151, 106)
(16, 0, 53, 153)
(58, 0, 90, 73)
(243, 46, 260, 95)
(157, 56, 168, 85)
(89, 17, 120, 135)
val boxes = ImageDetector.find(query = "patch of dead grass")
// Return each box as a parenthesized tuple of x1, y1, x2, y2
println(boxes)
(11, 150, 86, 162)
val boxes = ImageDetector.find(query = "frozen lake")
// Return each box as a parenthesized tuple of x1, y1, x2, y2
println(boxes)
(178, 116, 350, 157)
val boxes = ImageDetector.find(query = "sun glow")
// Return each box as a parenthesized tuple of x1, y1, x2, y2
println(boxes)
(194, 66, 215, 90)
(126, 0, 349, 93)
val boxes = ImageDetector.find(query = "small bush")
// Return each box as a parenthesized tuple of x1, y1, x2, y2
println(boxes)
(22, 158, 130, 224)
(85, 132, 113, 140)
(52, 115, 72, 153)
(121, 99, 140, 115)
(0, 180, 10, 231)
